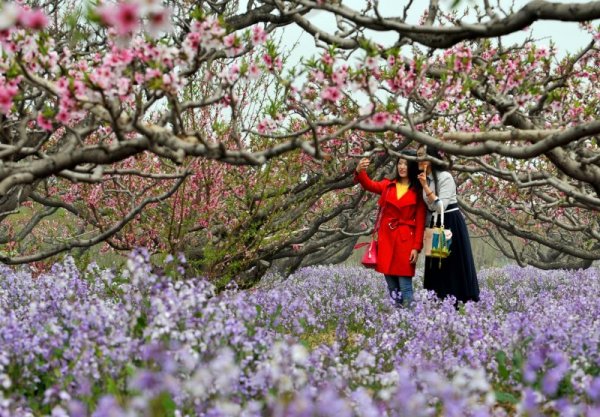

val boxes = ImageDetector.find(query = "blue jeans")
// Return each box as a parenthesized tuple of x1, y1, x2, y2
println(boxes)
(384, 275, 413, 308)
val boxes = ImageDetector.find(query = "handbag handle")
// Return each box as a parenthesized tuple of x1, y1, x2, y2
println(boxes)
(431, 200, 445, 228)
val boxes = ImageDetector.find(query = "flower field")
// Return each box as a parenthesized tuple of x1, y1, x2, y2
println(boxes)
(0, 249, 599, 416)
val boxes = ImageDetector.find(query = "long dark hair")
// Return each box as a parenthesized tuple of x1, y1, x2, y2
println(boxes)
(392, 150, 421, 190)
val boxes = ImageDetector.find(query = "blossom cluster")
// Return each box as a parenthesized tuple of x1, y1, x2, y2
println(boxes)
(0, 250, 599, 416)
(0, 0, 271, 123)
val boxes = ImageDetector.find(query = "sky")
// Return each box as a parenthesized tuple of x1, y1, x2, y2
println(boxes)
(270, 0, 596, 66)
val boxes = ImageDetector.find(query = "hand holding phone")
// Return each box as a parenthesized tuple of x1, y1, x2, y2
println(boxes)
(355, 158, 370, 173)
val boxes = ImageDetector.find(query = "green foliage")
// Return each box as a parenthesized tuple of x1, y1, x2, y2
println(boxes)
(72, 249, 94, 272)
(358, 38, 378, 57)
(495, 390, 519, 405)
(5, 62, 21, 79)
(385, 98, 399, 113)
(147, 77, 164, 90)
(266, 98, 284, 119)
(149, 392, 177, 417)
(86, 0, 102, 25)
(190, 6, 205, 21)
(264, 39, 278, 58)
(133, 311, 148, 339)
(42, 104, 56, 118)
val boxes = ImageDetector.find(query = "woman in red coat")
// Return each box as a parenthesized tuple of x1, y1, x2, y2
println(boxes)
(355, 152, 426, 307)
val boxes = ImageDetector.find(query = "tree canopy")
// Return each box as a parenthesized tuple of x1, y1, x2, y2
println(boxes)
(0, 0, 599, 285)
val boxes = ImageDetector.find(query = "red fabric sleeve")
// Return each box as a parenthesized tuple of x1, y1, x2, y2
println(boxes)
(354, 170, 387, 195)
(412, 191, 427, 251)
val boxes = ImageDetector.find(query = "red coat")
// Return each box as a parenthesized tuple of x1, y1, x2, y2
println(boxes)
(355, 171, 426, 277)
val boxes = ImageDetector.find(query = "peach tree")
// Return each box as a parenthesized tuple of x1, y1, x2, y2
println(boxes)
(0, 0, 599, 285)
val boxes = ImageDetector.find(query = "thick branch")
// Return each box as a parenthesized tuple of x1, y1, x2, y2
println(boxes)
(294, 0, 600, 49)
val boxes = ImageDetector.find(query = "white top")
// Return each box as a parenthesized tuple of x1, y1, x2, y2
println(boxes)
(423, 170, 457, 224)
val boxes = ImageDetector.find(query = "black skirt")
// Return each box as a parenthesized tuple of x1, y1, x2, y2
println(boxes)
(423, 204, 480, 303)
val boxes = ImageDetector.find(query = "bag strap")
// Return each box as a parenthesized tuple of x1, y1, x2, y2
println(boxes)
(431, 200, 445, 228)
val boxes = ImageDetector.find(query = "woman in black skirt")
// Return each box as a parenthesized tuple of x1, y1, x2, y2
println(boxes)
(416, 145, 480, 304)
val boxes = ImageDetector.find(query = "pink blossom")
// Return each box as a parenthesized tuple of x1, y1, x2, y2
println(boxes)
(263, 53, 273, 69)
(0, 84, 17, 114)
(567, 106, 583, 119)
(274, 57, 283, 71)
(387, 78, 400, 93)
(36, 114, 53, 131)
(0, 29, 11, 41)
(134, 72, 145, 84)
(163, 72, 182, 92)
(56, 108, 71, 125)
(331, 70, 347, 87)
(481, 49, 497, 60)
(257, 117, 275, 135)
(251, 25, 267, 46)
(72, 80, 87, 99)
(27, 60, 40, 73)
(162, 73, 173, 86)
(438, 101, 449, 112)
(226, 45, 244, 58)
(311, 70, 325, 82)
(506, 59, 518, 73)
(40, 50, 59, 72)
(108, 47, 133, 66)
(321, 86, 342, 102)
(89, 68, 111, 89)
(18, 8, 48, 30)
(114, 3, 140, 34)
(98, 2, 140, 36)
(535, 46, 548, 60)
(145, 68, 162, 80)
(321, 53, 334, 66)
(370, 112, 390, 127)
(1, 39, 17, 54)
(247, 62, 261, 80)
(117, 77, 130, 96)
(159, 48, 177, 68)
(87, 185, 102, 207)
(209, 20, 225, 37)
(183, 32, 201, 59)
(223, 33, 237, 48)
(146, 6, 172, 38)
(225, 64, 240, 84)
(452, 46, 472, 72)
(365, 56, 378, 70)
(257, 120, 267, 135)
(303, 87, 316, 100)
